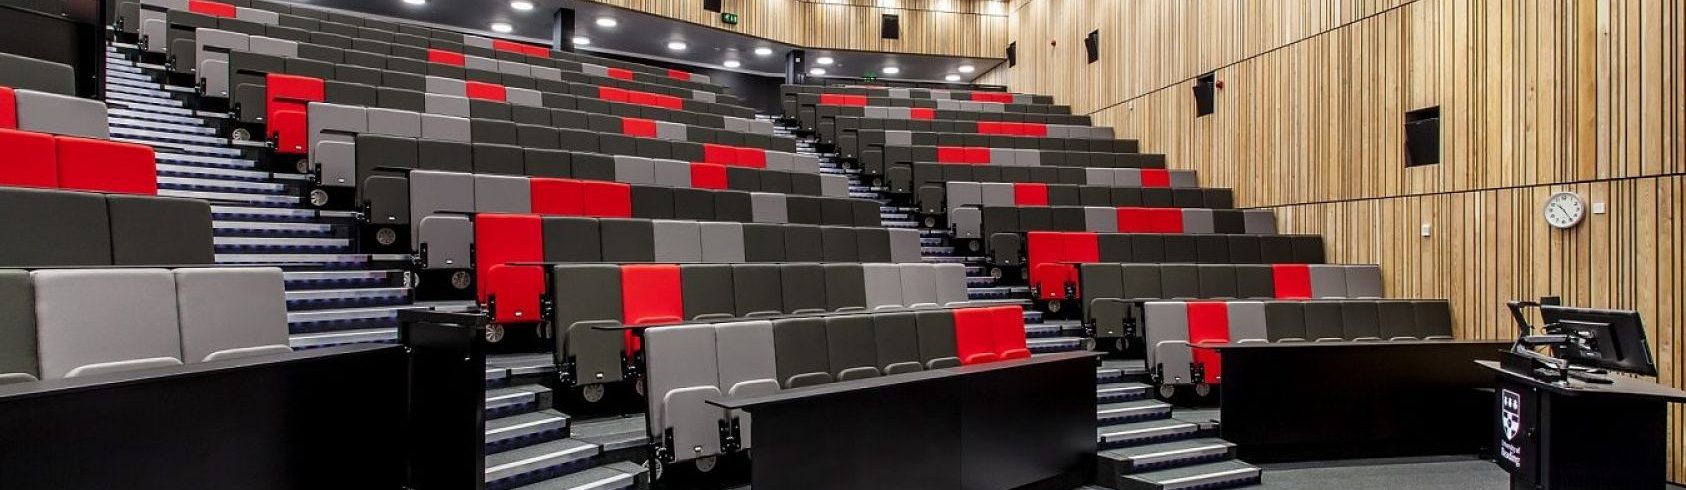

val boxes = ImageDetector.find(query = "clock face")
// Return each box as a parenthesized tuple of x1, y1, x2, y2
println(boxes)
(1543, 192, 1586, 229)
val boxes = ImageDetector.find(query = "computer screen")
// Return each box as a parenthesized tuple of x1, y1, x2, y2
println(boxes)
(1538, 306, 1658, 377)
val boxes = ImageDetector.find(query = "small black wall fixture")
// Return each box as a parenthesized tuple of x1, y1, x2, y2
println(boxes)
(882, 14, 900, 39)
(1193, 72, 1217, 117)
(703, 0, 722, 12)
(1006, 42, 1017, 67)
(1084, 29, 1099, 63)
(1404, 106, 1441, 166)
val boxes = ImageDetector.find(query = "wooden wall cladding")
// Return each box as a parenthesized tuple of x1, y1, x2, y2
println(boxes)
(1007, 0, 1685, 479)
(582, 0, 1008, 58)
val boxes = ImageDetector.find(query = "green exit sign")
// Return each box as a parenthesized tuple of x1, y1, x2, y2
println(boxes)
(721, 12, 739, 25)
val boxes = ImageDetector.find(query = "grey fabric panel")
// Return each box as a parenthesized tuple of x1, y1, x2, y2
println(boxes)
(417, 215, 471, 268)
(472, 174, 531, 213)
(32, 269, 182, 379)
(408, 170, 474, 249)
(107, 194, 215, 266)
(862, 263, 905, 310)
(644, 324, 723, 461)
(0, 52, 76, 95)
(898, 263, 939, 308)
(772, 317, 832, 388)
(825, 315, 881, 381)
(1344, 265, 1384, 298)
(730, 263, 783, 317)
(933, 263, 968, 306)
(779, 263, 827, 314)
(368, 108, 423, 137)
(0, 187, 112, 267)
(15, 89, 110, 138)
(553, 264, 626, 384)
(680, 264, 735, 320)
(713, 319, 779, 449)
(599, 218, 655, 263)
(541, 217, 601, 262)
(699, 222, 745, 263)
(913, 309, 959, 369)
(1308, 265, 1349, 298)
(0, 271, 38, 382)
(174, 267, 290, 363)
(871, 312, 922, 375)
(888, 228, 921, 263)
(1144, 301, 1191, 384)
(652, 220, 703, 263)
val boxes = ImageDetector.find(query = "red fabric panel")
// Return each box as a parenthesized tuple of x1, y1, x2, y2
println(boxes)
(1025, 232, 1064, 300)
(935, 146, 966, 164)
(1031, 263, 1077, 300)
(265, 74, 324, 155)
(524, 44, 551, 58)
(953, 308, 1000, 365)
(1116, 207, 1184, 233)
(971, 92, 1012, 103)
(0, 128, 57, 188)
(1013, 183, 1049, 206)
(491, 39, 532, 55)
(963, 147, 991, 164)
(188, 0, 236, 18)
(1067, 232, 1099, 262)
(465, 81, 506, 102)
(621, 264, 684, 326)
(690, 163, 728, 189)
(990, 305, 1031, 360)
(427, 49, 466, 66)
(848, 95, 869, 106)
(820, 94, 868, 107)
(581, 180, 631, 218)
(909, 108, 935, 120)
(702, 144, 738, 165)
(627, 90, 656, 107)
(530, 178, 584, 216)
(976, 121, 1002, 135)
(819, 94, 846, 106)
(735, 148, 766, 168)
(1139, 169, 1171, 188)
(666, 69, 692, 81)
(598, 86, 628, 103)
(1271, 264, 1311, 299)
(621, 117, 657, 138)
(474, 213, 544, 324)
(1186, 301, 1230, 382)
(1023, 123, 1048, 137)
(55, 137, 156, 195)
(0, 87, 15, 129)
(606, 68, 634, 80)
(657, 95, 685, 110)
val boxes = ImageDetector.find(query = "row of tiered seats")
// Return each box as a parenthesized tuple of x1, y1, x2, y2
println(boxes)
(0, 267, 290, 383)
(644, 305, 1029, 464)
(1144, 299, 1454, 387)
(973, 207, 1282, 267)
(1026, 232, 1338, 300)
(1079, 263, 1381, 340)
(550, 262, 978, 391)
(848, 128, 1132, 165)
(782, 85, 1089, 147)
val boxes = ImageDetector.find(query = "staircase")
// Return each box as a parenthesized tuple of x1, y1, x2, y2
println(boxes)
(103, 41, 461, 349)
(482, 354, 651, 490)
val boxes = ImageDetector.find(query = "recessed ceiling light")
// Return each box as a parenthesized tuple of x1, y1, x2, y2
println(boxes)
(571, 36, 590, 45)
(666, 41, 688, 51)
(945, 74, 961, 81)
(957, 64, 975, 73)
(723, 60, 741, 68)
(403, 0, 425, 5)
(882, 66, 900, 74)
(815, 56, 834, 65)
(510, 0, 533, 10)
(754, 47, 774, 56)
(809, 67, 826, 76)
(490, 22, 513, 33)
(595, 16, 617, 28)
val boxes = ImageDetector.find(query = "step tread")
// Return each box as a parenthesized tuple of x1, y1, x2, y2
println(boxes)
(484, 438, 601, 480)
(509, 466, 638, 490)
(568, 415, 650, 452)
(1119, 459, 1260, 486)
(487, 408, 570, 436)
(1099, 438, 1235, 461)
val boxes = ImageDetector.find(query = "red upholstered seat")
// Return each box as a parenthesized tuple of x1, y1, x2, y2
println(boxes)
(953, 308, 1000, 365)
(621, 264, 683, 326)
(427, 49, 466, 66)
(627, 90, 656, 107)
(1013, 183, 1048, 206)
(963, 147, 991, 164)
(735, 147, 766, 168)
(971, 92, 1013, 103)
(188, 0, 236, 17)
(265, 74, 324, 155)
(1186, 302, 1230, 383)
(581, 180, 631, 218)
(990, 305, 1030, 360)
(1022, 123, 1048, 137)
(0, 128, 57, 188)
(55, 136, 156, 195)
(0, 87, 15, 129)
(656, 94, 685, 110)
(819, 94, 868, 107)
(606, 68, 634, 80)
(522, 44, 550, 57)
(1271, 264, 1312, 299)
(492, 39, 545, 57)
(1117, 207, 1184, 233)
(702, 144, 737, 165)
(976, 121, 1002, 135)
(936, 146, 966, 164)
(1139, 169, 1171, 188)
(1026, 232, 1095, 300)
(621, 117, 657, 138)
(530, 178, 584, 216)
(909, 108, 935, 120)
(475, 214, 544, 324)
(598, 86, 629, 103)
(465, 81, 506, 102)
(690, 163, 728, 189)
(666, 69, 691, 81)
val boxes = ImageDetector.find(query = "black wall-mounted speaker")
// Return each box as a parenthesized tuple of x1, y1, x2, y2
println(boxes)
(1084, 30, 1099, 63)
(1006, 42, 1017, 67)
(703, 0, 721, 12)
(1193, 72, 1216, 116)
(882, 14, 900, 39)
(1404, 106, 1442, 166)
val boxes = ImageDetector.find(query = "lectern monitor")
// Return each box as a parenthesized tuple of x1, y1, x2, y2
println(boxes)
(1538, 305, 1658, 377)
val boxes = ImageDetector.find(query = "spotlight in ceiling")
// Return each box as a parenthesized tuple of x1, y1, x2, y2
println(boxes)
(754, 47, 774, 56)
(809, 67, 827, 76)
(571, 36, 590, 45)
(815, 56, 834, 65)
(945, 74, 961, 81)
(403, 0, 425, 5)
(723, 60, 742, 68)
(957, 64, 975, 73)
(490, 22, 514, 33)
(882, 66, 900, 75)
(509, 0, 533, 10)
(595, 16, 618, 28)
(666, 41, 688, 51)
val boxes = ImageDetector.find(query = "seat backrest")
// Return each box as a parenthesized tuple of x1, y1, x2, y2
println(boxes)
(1159, 264, 1200, 299)
(651, 219, 702, 263)
(730, 263, 784, 317)
(643, 323, 721, 460)
(699, 221, 745, 263)
(822, 263, 867, 312)
(408, 170, 474, 248)
(1232, 265, 1274, 299)
(1226, 301, 1268, 343)
(622, 264, 683, 326)
(174, 267, 291, 363)
(888, 228, 922, 263)
(989, 305, 1029, 360)
(0, 270, 39, 384)
(473, 174, 530, 213)
(914, 309, 960, 368)
(952, 307, 998, 365)
(541, 216, 601, 262)
(598, 218, 655, 262)
(1079, 263, 1124, 321)
(1301, 301, 1345, 341)
(772, 317, 832, 388)
(1120, 264, 1162, 300)
(0, 52, 76, 95)
(679, 264, 735, 321)
(932, 263, 968, 307)
(1344, 265, 1383, 298)
(0, 187, 112, 267)
(32, 269, 183, 379)
(871, 312, 923, 375)
(715, 320, 779, 398)
(824, 315, 881, 381)
(780, 263, 828, 314)
(1308, 264, 1348, 298)
(1196, 264, 1238, 299)
(1377, 300, 1418, 340)
(1142, 301, 1189, 372)
(1414, 300, 1454, 339)
(862, 263, 905, 310)
(898, 263, 939, 308)
(1340, 301, 1383, 340)
(1263, 301, 1307, 342)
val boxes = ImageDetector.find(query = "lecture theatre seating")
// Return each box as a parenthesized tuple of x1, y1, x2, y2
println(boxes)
(1079, 263, 1381, 341)
(1024, 232, 1334, 302)
(846, 127, 1133, 162)
(644, 304, 1029, 465)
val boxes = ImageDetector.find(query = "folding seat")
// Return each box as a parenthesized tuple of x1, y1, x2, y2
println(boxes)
(818, 226, 859, 262)
(651, 220, 703, 263)
(0, 52, 75, 94)
(1338, 301, 1383, 341)
(1224, 301, 1269, 344)
(631, 186, 675, 220)
(1143, 301, 1193, 385)
(651, 159, 691, 188)
(1159, 264, 1200, 299)
(1259, 236, 1296, 264)
(672, 264, 736, 321)
(927, 263, 968, 307)
(622, 264, 684, 338)
(552, 264, 627, 386)
(1181, 208, 1215, 234)
(1301, 301, 1346, 341)
(15, 90, 110, 139)
(1292, 235, 1327, 263)
(1264, 302, 1308, 342)
(107, 194, 215, 265)
(896, 263, 941, 309)
(862, 263, 907, 311)
(952, 308, 999, 365)
(1231, 265, 1275, 299)
(1308, 264, 1349, 298)
(0, 187, 110, 267)
(778, 224, 822, 262)
(599, 218, 655, 262)
(0, 270, 37, 383)
(1242, 210, 1278, 234)
(699, 221, 745, 263)
(31, 269, 182, 379)
(1196, 265, 1238, 299)
(739, 223, 784, 262)
(818, 198, 854, 226)
(1080, 263, 1128, 335)
(863, 312, 922, 375)
(0, 130, 57, 189)
(749, 192, 787, 224)
(473, 174, 530, 213)
(951, 207, 982, 239)
(172, 267, 291, 363)
(772, 317, 833, 388)
(889, 228, 922, 264)
(1268, 264, 1312, 299)
(853, 199, 883, 227)
(1225, 235, 1263, 264)
(988, 305, 1031, 360)
(1413, 301, 1454, 340)
(711, 319, 779, 449)
(541, 216, 601, 262)
(581, 180, 632, 218)
(1194, 235, 1230, 263)
(194, 28, 248, 98)
(854, 228, 892, 263)
(1344, 265, 1384, 298)
(644, 323, 725, 463)
(775, 263, 829, 315)
(1377, 300, 1420, 341)
(475, 214, 544, 324)
(731, 263, 784, 317)
(823, 315, 882, 381)
(1084, 206, 1118, 233)
(785, 195, 823, 225)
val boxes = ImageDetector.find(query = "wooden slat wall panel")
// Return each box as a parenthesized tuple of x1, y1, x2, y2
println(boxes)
(1004, 0, 1686, 479)
(583, 0, 1008, 57)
